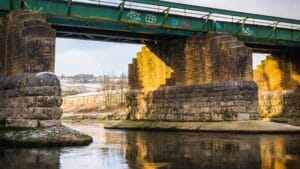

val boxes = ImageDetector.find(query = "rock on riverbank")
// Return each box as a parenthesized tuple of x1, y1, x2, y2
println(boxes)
(0, 125, 93, 147)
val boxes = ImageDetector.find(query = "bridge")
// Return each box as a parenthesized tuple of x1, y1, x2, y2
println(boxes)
(0, 0, 299, 127)
(1, 0, 300, 50)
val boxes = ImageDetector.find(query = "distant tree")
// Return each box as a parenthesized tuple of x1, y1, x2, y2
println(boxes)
(102, 73, 114, 110)
(100, 72, 128, 110)
(118, 73, 127, 106)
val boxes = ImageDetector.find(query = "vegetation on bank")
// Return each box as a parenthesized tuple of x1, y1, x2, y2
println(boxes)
(62, 112, 127, 121)
(61, 73, 128, 120)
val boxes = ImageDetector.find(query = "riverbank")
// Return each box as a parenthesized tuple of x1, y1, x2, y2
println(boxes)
(105, 120, 300, 134)
(62, 112, 127, 121)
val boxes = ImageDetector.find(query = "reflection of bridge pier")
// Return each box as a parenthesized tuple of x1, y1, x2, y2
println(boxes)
(0, 148, 60, 169)
(125, 132, 300, 169)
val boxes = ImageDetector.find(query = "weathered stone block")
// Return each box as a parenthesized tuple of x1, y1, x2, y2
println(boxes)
(27, 107, 62, 120)
(0, 108, 10, 119)
(258, 87, 300, 119)
(237, 113, 250, 120)
(38, 120, 61, 127)
(0, 73, 62, 126)
(6, 119, 39, 128)
(2, 108, 28, 119)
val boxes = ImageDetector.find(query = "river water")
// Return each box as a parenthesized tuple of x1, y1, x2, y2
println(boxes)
(0, 122, 300, 169)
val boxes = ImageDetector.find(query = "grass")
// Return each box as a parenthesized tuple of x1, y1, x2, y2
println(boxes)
(61, 113, 126, 121)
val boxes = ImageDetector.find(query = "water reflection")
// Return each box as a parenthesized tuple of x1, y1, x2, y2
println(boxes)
(260, 137, 300, 169)
(125, 132, 262, 169)
(0, 148, 60, 169)
(0, 122, 299, 169)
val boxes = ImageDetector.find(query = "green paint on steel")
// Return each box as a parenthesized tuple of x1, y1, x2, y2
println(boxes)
(0, 0, 300, 47)
(46, 16, 197, 37)
(127, 0, 300, 25)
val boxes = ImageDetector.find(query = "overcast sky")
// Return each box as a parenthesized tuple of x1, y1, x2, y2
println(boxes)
(55, 0, 300, 76)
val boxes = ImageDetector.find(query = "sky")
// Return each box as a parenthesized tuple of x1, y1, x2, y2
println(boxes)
(55, 0, 300, 76)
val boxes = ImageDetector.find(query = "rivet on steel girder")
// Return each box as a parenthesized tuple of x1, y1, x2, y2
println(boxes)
(117, 0, 126, 21)
(237, 17, 248, 35)
(268, 21, 280, 38)
(200, 12, 211, 31)
(161, 7, 171, 26)
(236, 17, 248, 24)
(67, 0, 72, 16)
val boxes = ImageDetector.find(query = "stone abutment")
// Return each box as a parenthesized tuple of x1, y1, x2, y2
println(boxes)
(128, 33, 259, 121)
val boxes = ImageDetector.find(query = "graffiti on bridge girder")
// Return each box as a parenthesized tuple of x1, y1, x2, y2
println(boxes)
(126, 10, 191, 28)
(127, 10, 142, 21)
(145, 14, 157, 24)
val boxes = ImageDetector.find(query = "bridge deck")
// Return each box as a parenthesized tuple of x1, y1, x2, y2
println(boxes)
(0, 0, 300, 49)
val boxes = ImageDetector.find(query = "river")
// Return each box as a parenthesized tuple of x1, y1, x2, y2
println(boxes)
(0, 121, 300, 169)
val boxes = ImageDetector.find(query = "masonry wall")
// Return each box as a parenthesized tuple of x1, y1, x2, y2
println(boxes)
(129, 33, 253, 89)
(254, 54, 300, 91)
(0, 73, 62, 127)
(254, 54, 300, 122)
(173, 34, 253, 85)
(128, 81, 258, 121)
(128, 47, 173, 89)
(128, 33, 258, 121)
(3, 10, 56, 76)
(0, 10, 59, 128)
(259, 89, 300, 119)
(0, 18, 4, 76)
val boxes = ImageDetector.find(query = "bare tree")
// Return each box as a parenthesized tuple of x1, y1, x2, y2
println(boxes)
(102, 74, 111, 110)
(100, 72, 128, 111)
(118, 72, 128, 106)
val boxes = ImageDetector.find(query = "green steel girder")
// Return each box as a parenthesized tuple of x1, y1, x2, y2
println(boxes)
(0, 0, 300, 48)
(47, 16, 198, 37)
(127, 0, 300, 25)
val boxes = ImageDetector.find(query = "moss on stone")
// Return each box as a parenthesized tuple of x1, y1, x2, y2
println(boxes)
(0, 125, 92, 147)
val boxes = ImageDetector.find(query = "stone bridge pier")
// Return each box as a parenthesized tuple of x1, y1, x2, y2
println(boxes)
(0, 10, 61, 128)
(254, 51, 300, 124)
(128, 33, 259, 121)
